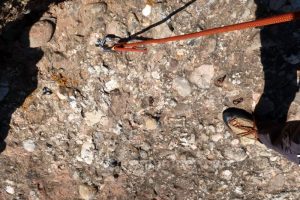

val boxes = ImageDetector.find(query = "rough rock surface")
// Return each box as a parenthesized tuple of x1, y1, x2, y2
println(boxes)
(1, 0, 300, 199)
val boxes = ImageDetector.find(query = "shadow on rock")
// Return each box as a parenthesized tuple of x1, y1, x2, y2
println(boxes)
(0, 0, 63, 152)
(254, 0, 300, 140)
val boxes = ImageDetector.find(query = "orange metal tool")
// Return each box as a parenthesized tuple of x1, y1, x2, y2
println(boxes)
(111, 11, 300, 53)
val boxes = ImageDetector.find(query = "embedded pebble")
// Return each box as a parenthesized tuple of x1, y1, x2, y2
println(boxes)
(231, 139, 240, 146)
(144, 116, 158, 130)
(84, 110, 105, 126)
(29, 20, 55, 47)
(221, 170, 233, 180)
(172, 77, 192, 97)
(5, 186, 14, 194)
(23, 140, 36, 152)
(223, 148, 247, 162)
(268, 174, 285, 192)
(142, 4, 152, 16)
(85, 2, 107, 14)
(211, 134, 223, 142)
(79, 184, 97, 200)
(104, 79, 119, 92)
(80, 141, 94, 165)
(189, 65, 215, 89)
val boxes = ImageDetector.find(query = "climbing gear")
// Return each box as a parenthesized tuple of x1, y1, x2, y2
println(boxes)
(101, 11, 300, 53)
(223, 107, 258, 140)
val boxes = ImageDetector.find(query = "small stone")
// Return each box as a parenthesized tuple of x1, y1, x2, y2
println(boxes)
(5, 186, 14, 194)
(79, 184, 97, 200)
(208, 125, 216, 133)
(127, 12, 140, 34)
(81, 141, 94, 165)
(144, 116, 158, 130)
(268, 174, 285, 192)
(29, 20, 55, 47)
(172, 77, 192, 97)
(87, 2, 107, 14)
(231, 139, 240, 146)
(270, 157, 278, 162)
(234, 186, 243, 195)
(23, 140, 36, 152)
(221, 170, 232, 180)
(106, 21, 125, 37)
(211, 134, 223, 142)
(151, 71, 160, 79)
(104, 79, 119, 92)
(142, 4, 152, 16)
(85, 110, 105, 126)
(69, 96, 77, 109)
(223, 148, 247, 162)
(206, 39, 216, 53)
(189, 65, 214, 89)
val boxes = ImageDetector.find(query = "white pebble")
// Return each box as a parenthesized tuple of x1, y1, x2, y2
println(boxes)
(208, 125, 216, 133)
(81, 141, 94, 165)
(23, 140, 36, 152)
(231, 139, 240, 146)
(151, 71, 160, 79)
(142, 4, 152, 16)
(5, 186, 14, 194)
(104, 79, 119, 92)
(172, 77, 192, 97)
(211, 134, 223, 142)
(221, 170, 233, 180)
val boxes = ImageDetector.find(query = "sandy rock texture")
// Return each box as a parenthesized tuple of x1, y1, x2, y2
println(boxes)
(1, 0, 300, 199)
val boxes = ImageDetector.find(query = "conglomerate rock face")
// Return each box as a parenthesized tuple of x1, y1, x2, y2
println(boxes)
(1, 0, 300, 199)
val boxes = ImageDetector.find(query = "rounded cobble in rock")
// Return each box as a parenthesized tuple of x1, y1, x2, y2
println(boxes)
(144, 116, 158, 130)
(172, 77, 192, 97)
(142, 4, 152, 17)
(223, 148, 247, 162)
(5, 186, 14, 194)
(268, 174, 285, 193)
(29, 20, 55, 47)
(189, 65, 214, 89)
(88, 2, 107, 14)
(23, 139, 36, 152)
(79, 184, 97, 200)
(211, 133, 223, 142)
(104, 79, 119, 92)
(221, 170, 232, 181)
(85, 110, 106, 126)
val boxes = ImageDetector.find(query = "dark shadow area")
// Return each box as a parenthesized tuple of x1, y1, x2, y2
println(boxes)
(0, 0, 64, 152)
(254, 0, 300, 143)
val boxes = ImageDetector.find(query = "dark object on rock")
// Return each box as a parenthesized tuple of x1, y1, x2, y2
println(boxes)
(42, 87, 53, 95)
